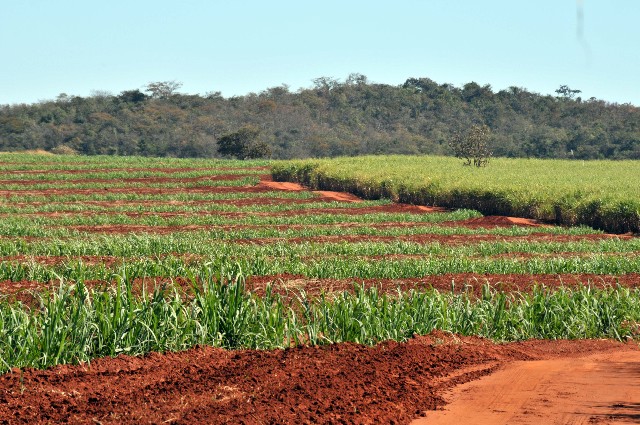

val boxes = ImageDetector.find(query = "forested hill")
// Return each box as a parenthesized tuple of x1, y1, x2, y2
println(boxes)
(1, 76, 639, 159)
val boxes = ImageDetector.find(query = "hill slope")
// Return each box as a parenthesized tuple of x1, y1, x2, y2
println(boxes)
(1, 76, 639, 159)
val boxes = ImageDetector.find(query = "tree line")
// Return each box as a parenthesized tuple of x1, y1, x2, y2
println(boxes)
(1, 75, 638, 160)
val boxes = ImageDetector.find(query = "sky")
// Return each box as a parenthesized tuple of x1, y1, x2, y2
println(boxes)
(1, 0, 639, 106)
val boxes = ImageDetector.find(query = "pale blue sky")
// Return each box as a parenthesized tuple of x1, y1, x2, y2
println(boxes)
(1, 0, 639, 105)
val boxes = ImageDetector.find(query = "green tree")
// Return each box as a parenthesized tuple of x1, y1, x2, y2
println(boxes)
(449, 124, 492, 167)
(217, 126, 271, 159)
(118, 89, 148, 104)
(144, 81, 183, 99)
(555, 85, 582, 100)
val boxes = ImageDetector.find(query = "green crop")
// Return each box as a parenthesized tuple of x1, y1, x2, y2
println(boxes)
(272, 155, 640, 233)
(1, 251, 638, 283)
(1, 153, 638, 375)
(1, 270, 639, 373)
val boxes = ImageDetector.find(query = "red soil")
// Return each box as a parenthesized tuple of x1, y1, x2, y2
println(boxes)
(444, 215, 549, 228)
(414, 348, 640, 424)
(258, 180, 306, 191)
(0, 332, 635, 424)
(260, 178, 366, 202)
(314, 190, 363, 203)
(0, 276, 196, 306)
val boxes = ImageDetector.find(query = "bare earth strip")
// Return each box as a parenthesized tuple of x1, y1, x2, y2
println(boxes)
(260, 180, 365, 203)
(413, 349, 640, 425)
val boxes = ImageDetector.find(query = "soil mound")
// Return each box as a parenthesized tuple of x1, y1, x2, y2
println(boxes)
(452, 215, 546, 228)
(258, 180, 306, 191)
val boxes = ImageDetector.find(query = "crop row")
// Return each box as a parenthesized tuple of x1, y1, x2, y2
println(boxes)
(0, 176, 260, 191)
(0, 220, 600, 239)
(0, 168, 266, 182)
(1, 236, 636, 259)
(2, 190, 320, 203)
(0, 153, 270, 169)
(272, 155, 640, 233)
(1, 270, 639, 372)
(0, 209, 481, 229)
(0, 199, 390, 215)
(1, 253, 639, 283)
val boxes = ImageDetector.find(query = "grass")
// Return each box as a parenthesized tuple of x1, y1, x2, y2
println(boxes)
(0, 209, 479, 227)
(0, 153, 270, 168)
(272, 155, 640, 233)
(2, 190, 320, 203)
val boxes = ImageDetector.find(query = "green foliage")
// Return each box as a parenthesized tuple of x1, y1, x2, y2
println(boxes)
(217, 126, 271, 159)
(272, 155, 640, 233)
(1, 272, 639, 372)
(144, 80, 183, 99)
(118, 89, 148, 104)
(555, 85, 582, 100)
(1, 76, 639, 159)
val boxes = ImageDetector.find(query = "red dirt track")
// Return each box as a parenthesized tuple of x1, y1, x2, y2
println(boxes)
(413, 347, 640, 425)
(3, 167, 640, 423)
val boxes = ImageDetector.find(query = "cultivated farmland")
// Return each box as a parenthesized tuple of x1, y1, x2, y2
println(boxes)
(273, 155, 640, 233)
(0, 153, 639, 424)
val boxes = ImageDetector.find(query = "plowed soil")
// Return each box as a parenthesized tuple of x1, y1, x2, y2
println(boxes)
(0, 332, 637, 425)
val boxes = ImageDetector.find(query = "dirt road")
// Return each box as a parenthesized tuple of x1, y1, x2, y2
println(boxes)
(413, 349, 640, 424)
